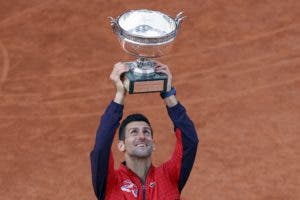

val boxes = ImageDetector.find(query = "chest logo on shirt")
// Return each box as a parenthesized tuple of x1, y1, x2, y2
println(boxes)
(149, 182, 156, 188)
(120, 179, 138, 198)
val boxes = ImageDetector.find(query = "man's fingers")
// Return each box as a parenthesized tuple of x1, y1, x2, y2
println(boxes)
(116, 66, 129, 75)
(113, 62, 126, 70)
(155, 65, 165, 71)
(113, 63, 129, 74)
(110, 62, 129, 81)
(155, 66, 169, 75)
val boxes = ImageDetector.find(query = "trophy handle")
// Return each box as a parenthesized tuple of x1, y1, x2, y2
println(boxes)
(108, 16, 120, 35)
(175, 11, 186, 28)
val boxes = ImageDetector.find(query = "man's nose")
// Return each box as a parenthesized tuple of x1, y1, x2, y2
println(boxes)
(137, 131, 146, 140)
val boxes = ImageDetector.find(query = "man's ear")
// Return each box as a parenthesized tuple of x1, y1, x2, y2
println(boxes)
(118, 141, 126, 152)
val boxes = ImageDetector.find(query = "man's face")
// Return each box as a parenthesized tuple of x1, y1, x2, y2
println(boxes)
(123, 121, 153, 158)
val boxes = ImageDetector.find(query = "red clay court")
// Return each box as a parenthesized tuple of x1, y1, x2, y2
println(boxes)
(0, 0, 299, 199)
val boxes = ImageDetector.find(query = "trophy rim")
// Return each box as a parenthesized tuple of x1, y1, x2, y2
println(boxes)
(118, 9, 177, 38)
(114, 9, 179, 45)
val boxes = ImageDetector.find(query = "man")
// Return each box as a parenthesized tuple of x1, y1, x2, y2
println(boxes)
(90, 62, 199, 200)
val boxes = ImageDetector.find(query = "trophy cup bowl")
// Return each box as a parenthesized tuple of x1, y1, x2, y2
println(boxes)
(109, 9, 185, 94)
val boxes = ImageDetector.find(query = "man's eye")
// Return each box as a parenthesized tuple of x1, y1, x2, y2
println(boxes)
(130, 130, 138, 135)
(143, 130, 151, 136)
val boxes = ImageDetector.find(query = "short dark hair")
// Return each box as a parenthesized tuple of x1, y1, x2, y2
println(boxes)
(118, 113, 152, 140)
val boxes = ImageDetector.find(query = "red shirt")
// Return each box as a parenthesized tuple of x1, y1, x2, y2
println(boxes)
(105, 130, 183, 200)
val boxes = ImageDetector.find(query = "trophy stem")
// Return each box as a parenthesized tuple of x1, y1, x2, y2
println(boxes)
(136, 57, 155, 68)
(130, 57, 156, 75)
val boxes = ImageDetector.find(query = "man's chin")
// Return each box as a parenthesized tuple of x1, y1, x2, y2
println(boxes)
(132, 149, 152, 158)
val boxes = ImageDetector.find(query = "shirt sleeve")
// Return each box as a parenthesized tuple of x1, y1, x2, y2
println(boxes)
(90, 101, 123, 199)
(163, 102, 199, 192)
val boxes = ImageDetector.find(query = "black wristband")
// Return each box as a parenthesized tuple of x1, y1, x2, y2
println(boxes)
(160, 87, 176, 99)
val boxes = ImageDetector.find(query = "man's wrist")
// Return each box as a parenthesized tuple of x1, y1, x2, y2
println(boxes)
(161, 87, 178, 107)
(160, 87, 176, 99)
(114, 92, 125, 105)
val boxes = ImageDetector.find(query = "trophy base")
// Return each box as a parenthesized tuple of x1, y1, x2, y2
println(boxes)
(123, 70, 168, 94)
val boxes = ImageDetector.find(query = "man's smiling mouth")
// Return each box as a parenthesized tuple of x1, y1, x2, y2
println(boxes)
(136, 143, 147, 147)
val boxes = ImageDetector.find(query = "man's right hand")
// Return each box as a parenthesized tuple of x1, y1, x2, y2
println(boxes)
(110, 62, 129, 104)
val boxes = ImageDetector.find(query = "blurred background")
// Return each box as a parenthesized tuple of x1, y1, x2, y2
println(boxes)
(0, 0, 299, 199)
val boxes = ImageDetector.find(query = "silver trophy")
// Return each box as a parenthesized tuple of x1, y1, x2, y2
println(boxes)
(109, 9, 185, 94)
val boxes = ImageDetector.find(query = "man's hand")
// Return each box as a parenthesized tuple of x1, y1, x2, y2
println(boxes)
(155, 62, 172, 92)
(110, 62, 129, 105)
(155, 62, 178, 107)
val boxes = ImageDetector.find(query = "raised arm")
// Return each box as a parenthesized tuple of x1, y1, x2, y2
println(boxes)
(157, 63, 199, 192)
(90, 62, 129, 199)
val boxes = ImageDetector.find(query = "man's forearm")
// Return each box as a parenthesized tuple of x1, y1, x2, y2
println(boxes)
(114, 92, 125, 105)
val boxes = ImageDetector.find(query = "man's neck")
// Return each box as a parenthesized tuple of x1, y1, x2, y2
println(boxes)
(125, 156, 151, 184)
